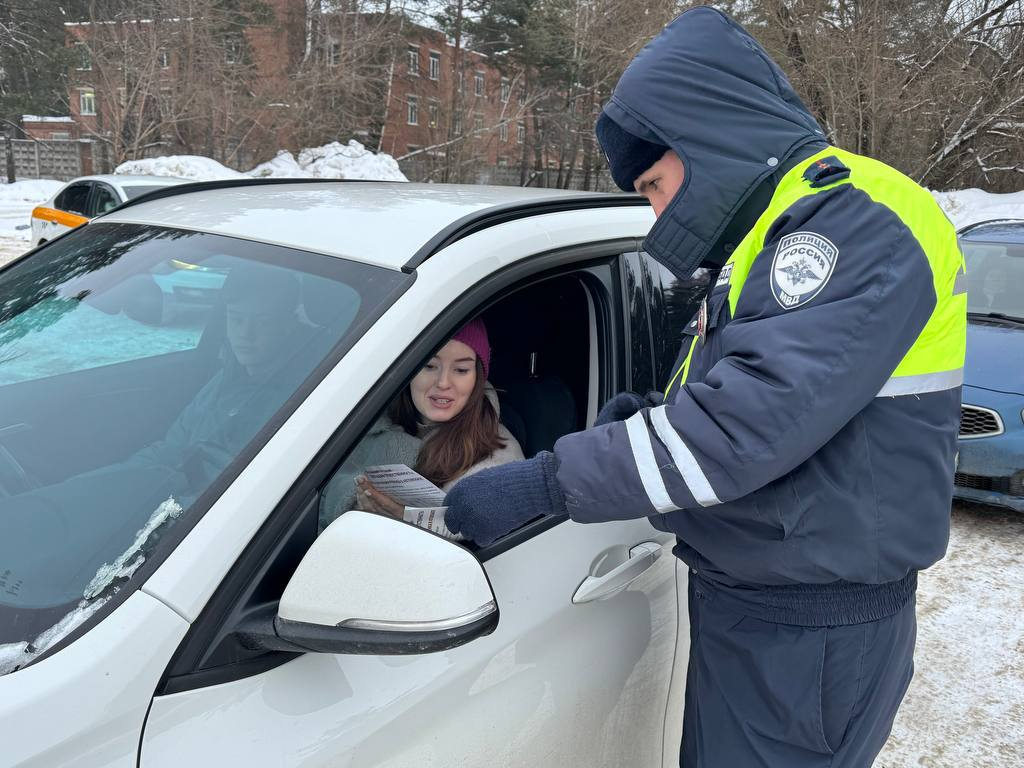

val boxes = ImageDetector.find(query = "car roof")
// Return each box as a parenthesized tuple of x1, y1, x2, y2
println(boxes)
(958, 219, 1024, 243)
(97, 180, 642, 271)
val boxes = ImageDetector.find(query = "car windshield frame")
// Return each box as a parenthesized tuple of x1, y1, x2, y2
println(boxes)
(0, 221, 413, 672)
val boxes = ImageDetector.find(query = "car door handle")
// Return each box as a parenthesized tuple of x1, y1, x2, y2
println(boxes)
(572, 541, 663, 604)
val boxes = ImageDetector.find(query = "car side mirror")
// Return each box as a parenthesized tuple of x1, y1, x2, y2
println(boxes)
(240, 511, 497, 655)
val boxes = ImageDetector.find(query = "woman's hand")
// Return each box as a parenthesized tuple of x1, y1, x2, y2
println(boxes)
(355, 476, 405, 519)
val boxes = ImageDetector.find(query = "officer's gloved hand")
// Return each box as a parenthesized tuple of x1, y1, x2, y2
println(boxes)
(594, 391, 664, 427)
(444, 451, 567, 547)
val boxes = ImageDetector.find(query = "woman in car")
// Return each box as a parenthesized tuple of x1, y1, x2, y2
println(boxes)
(319, 317, 524, 529)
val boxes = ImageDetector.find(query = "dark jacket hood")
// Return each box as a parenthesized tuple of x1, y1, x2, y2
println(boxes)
(602, 7, 827, 277)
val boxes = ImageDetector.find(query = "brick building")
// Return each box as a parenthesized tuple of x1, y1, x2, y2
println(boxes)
(38, 3, 526, 179)
(377, 22, 530, 172)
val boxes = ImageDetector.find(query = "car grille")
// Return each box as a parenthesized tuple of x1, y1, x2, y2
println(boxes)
(955, 473, 1011, 493)
(955, 472, 1024, 498)
(959, 405, 1002, 438)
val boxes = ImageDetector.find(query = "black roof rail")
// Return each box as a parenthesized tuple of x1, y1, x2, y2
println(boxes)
(401, 193, 647, 273)
(101, 176, 394, 217)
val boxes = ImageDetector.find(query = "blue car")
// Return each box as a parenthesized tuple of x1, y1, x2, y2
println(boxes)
(955, 219, 1024, 511)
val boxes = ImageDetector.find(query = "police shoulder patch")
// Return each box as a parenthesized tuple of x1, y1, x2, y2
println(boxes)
(770, 231, 838, 310)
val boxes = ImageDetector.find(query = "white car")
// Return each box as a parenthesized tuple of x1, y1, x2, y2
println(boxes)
(29, 174, 190, 246)
(0, 180, 700, 768)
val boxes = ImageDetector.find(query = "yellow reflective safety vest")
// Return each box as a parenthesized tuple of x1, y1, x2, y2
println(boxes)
(556, 146, 965, 616)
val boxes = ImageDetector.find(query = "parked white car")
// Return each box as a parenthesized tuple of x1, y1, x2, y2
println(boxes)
(0, 180, 698, 768)
(29, 174, 189, 245)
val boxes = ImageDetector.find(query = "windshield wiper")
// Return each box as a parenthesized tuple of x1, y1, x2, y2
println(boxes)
(967, 311, 1024, 326)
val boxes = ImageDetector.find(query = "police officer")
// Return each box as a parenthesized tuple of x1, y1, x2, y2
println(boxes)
(444, 7, 965, 767)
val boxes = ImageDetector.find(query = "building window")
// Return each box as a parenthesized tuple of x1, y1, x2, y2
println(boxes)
(474, 113, 483, 132)
(457, 70, 464, 93)
(474, 71, 484, 97)
(517, 121, 525, 144)
(428, 100, 440, 128)
(501, 77, 510, 104)
(327, 40, 340, 67)
(116, 87, 127, 108)
(79, 89, 96, 116)
(407, 95, 419, 125)
(225, 37, 241, 64)
(518, 86, 526, 106)
(406, 144, 422, 155)
(499, 122, 508, 142)
(158, 48, 170, 69)
(407, 46, 420, 76)
(74, 42, 91, 71)
(453, 112, 463, 135)
(428, 51, 441, 81)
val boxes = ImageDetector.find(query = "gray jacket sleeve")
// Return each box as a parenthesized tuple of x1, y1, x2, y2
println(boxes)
(554, 185, 938, 522)
(319, 420, 421, 531)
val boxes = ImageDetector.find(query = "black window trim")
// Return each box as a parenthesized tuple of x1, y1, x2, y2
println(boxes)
(157, 237, 638, 695)
(88, 181, 119, 217)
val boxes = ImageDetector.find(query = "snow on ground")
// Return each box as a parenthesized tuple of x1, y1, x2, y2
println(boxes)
(249, 140, 408, 181)
(114, 154, 246, 181)
(876, 503, 1024, 767)
(116, 140, 407, 183)
(0, 178, 63, 241)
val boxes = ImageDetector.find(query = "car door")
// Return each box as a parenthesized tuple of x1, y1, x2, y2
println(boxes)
(138, 245, 683, 768)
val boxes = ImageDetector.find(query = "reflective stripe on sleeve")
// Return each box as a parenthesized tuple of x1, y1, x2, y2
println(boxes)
(876, 368, 963, 397)
(625, 412, 679, 514)
(650, 405, 722, 507)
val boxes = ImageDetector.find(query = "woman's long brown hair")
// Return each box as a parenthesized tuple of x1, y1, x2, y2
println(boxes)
(389, 358, 506, 487)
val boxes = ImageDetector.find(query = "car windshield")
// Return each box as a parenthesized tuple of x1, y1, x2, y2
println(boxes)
(0, 223, 406, 670)
(121, 185, 170, 200)
(962, 238, 1024, 321)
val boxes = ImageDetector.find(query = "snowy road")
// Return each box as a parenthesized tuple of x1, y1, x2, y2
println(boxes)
(0, 236, 26, 267)
(876, 502, 1024, 767)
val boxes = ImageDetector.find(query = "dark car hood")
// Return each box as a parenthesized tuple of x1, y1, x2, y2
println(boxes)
(601, 7, 827, 276)
(965, 322, 1024, 396)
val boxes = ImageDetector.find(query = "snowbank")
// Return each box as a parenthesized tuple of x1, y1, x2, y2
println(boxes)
(0, 179, 64, 241)
(114, 155, 246, 181)
(247, 140, 407, 181)
(932, 188, 1024, 230)
(116, 141, 407, 183)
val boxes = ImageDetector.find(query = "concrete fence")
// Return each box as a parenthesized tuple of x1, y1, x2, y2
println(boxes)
(6, 139, 113, 181)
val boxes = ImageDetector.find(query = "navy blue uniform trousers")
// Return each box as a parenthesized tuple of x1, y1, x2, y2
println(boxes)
(680, 573, 916, 767)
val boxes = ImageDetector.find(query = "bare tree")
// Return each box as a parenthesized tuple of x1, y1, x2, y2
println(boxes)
(716, 0, 1024, 190)
(75, 0, 277, 168)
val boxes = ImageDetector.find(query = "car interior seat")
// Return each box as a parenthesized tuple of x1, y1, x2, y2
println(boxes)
(485, 278, 586, 458)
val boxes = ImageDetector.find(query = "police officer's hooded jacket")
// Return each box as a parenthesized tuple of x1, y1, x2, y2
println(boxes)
(554, 8, 966, 625)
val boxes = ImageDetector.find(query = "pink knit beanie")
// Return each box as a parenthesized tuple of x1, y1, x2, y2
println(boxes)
(451, 317, 491, 379)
